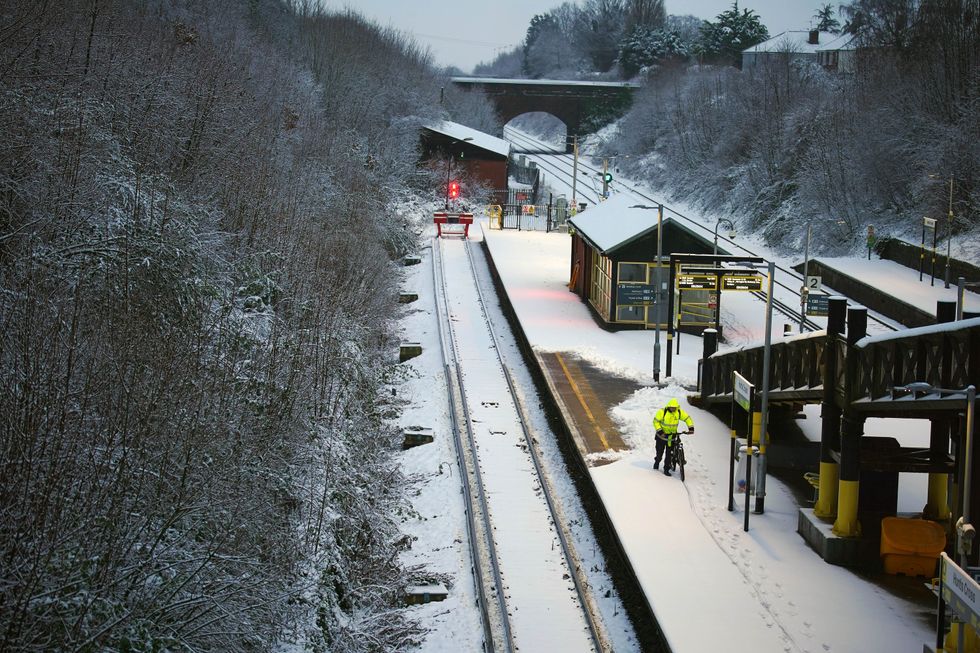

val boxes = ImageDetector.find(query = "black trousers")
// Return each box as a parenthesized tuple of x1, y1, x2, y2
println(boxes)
(654, 437, 674, 469)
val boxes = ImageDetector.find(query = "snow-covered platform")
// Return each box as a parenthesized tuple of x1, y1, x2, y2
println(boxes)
(478, 221, 937, 653)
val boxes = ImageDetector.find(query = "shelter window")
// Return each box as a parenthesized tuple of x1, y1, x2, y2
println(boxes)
(618, 262, 647, 283)
(588, 249, 612, 321)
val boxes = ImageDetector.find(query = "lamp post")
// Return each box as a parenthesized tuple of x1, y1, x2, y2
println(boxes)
(895, 382, 977, 568)
(800, 221, 812, 331)
(930, 173, 955, 288)
(713, 218, 736, 255)
(630, 204, 664, 382)
(445, 137, 473, 210)
(571, 135, 579, 212)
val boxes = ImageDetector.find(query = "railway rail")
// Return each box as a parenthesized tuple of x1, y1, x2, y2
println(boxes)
(503, 126, 899, 334)
(431, 236, 607, 652)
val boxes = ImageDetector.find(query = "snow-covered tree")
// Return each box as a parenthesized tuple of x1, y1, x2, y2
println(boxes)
(618, 27, 689, 77)
(840, 0, 919, 49)
(667, 13, 705, 46)
(576, 0, 628, 72)
(624, 0, 667, 34)
(814, 3, 842, 32)
(695, 1, 770, 67)
(523, 4, 583, 78)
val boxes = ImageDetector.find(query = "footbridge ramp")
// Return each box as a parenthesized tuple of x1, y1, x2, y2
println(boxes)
(699, 296, 980, 566)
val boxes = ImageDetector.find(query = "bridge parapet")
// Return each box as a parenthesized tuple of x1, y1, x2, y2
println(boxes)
(699, 317, 980, 415)
(701, 331, 831, 407)
(851, 317, 980, 414)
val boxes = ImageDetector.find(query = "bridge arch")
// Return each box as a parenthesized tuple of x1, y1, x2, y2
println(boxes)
(451, 77, 639, 148)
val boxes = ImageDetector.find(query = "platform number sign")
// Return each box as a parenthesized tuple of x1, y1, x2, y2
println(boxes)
(806, 276, 821, 293)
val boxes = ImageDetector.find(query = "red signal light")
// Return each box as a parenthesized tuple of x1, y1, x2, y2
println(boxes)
(448, 180, 460, 199)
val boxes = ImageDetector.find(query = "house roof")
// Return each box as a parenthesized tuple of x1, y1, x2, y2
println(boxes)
(422, 120, 511, 158)
(815, 33, 857, 52)
(742, 31, 841, 54)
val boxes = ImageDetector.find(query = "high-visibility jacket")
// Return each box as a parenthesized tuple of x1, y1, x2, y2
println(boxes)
(653, 399, 693, 445)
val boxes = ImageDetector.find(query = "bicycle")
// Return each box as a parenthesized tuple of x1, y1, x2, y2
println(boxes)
(668, 433, 687, 482)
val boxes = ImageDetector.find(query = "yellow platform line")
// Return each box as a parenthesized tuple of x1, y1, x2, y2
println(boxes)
(555, 352, 611, 450)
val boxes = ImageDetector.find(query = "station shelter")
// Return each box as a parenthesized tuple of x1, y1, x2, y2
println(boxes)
(567, 195, 719, 330)
(419, 120, 510, 194)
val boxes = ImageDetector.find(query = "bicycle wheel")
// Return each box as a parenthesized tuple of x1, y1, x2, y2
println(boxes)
(677, 443, 686, 482)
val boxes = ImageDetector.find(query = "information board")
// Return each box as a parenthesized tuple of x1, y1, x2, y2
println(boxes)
(617, 284, 657, 305)
(678, 274, 717, 290)
(941, 553, 980, 632)
(806, 293, 830, 316)
(722, 275, 763, 291)
(733, 372, 753, 412)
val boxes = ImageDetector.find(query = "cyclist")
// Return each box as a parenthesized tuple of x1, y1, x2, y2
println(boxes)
(653, 398, 694, 477)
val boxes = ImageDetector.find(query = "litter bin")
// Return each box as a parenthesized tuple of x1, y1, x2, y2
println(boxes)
(735, 439, 761, 494)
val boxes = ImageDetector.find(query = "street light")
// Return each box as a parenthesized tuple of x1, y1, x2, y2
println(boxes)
(445, 136, 473, 210)
(929, 173, 955, 288)
(800, 221, 812, 331)
(895, 382, 977, 568)
(630, 203, 664, 382)
(713, 217, 736, 255)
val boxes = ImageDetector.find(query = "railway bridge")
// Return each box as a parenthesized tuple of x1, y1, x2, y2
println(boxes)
(698, 297, 980, 566)
(450, 77, 640, 150)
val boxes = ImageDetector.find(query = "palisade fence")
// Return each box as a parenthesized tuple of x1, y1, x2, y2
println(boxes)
(486, 189, 570, 232)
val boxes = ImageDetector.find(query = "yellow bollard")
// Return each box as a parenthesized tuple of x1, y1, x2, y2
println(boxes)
(832, 480, 862, 537)
(924, 472, 952, 521)
(813, 461, 839, 520)
(945, 622, 980, 652)
(487, 204, 503, 229)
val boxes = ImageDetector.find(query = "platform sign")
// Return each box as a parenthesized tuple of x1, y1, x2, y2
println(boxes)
(805, 276, 822, 292)
(617, 283, 656, 305)
(940, 553, 980, 633)
(733, 371, 753, 412)
(722, 275, 763, 292)
(806, 293, 830, 316)
(924, 216, 937, 229)
(678, 274, 717, 290)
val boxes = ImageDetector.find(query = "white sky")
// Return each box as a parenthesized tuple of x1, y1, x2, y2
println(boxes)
(327, 1, 836, 72)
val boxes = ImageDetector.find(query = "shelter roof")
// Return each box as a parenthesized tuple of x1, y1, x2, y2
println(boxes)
(568, 194, 710, 256)
(422, 120, 511, 158)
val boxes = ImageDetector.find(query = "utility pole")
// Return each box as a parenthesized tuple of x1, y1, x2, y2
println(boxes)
(653, 204, 663, 383)
(571, 135, 578, 212)
(800, 222, 812, 332)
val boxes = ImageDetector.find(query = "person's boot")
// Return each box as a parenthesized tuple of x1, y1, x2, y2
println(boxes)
(653, 459, 660, 470)
(663, 468, 671, 477)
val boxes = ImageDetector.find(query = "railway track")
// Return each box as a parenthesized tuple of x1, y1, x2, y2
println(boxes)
(503, 126, 899, 334)
(431, 235, 607, 653)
